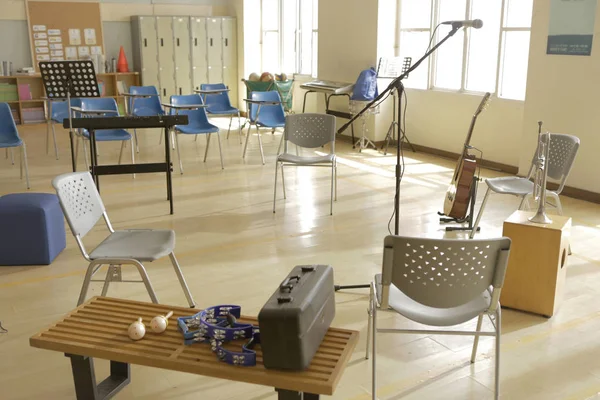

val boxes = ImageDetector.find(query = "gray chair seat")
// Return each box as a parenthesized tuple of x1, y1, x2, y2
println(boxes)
(375, 274, 491, 327)
(90, 229, 175, 261)
(277, 153, 335, 165)
(486, 177, 534, 196)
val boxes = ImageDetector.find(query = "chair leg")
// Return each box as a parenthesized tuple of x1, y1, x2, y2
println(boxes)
(131, 260, 159, 304)
(175, 133, 184, 174)
(216, 131, 224, 170)
(51, 123, 59, 160)
(46, 121, 51, 155)
(204, 133, 211, 163)
(171, 129, 176, 150)
(75, 136, 80, 166)
(365, 283, 374, 360)
(257, 125, 265, 165)
(494, 307, 502, 400)
(169, 253, 196, 308)
(10, 148, 14, 165)
(371, 285, 378, 400)
(100, 265, 114, 297)
(281, 164, 286, 199)
(130, 139, 136, 179)
(21, 144, 30, 189)
(273, 161, 279, 213)
(159, 129, 163, 145)
(134, 129, 140, 153)
(237, 111, 242, 144)
(271, 128, 275, 135)
(118, 141, 125, 164)
(518, 194, 529, 211)
(82, 139, 90, 171)
(78, 262, 98, 306)
(334, 163, 338, 201)
(469, 187, 492, 239)
(330, 163, 335, 215)
(227, 115, 233, 140)
(243, 123, 252, 159)
(471, 314, 484, 363)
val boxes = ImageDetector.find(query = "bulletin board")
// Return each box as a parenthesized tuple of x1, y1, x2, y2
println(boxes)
(26, 1, 105, 71)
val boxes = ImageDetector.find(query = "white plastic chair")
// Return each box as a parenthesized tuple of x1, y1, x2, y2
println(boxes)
(366, 235, 511, 400)
(52, 172, 195, 307)
(273, 113, 337, 215)
(470, 133, 579, 239)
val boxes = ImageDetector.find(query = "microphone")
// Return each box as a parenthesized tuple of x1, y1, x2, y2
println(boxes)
(441, 19, 483, 29)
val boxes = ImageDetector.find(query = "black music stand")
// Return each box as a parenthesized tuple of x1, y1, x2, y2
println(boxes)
(39, 61, 100, 172)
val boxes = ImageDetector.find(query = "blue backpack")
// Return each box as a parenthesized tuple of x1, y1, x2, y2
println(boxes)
(351, 68, 379, 101)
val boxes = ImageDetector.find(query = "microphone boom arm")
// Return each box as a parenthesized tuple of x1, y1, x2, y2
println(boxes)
(338, 25, 461, 135)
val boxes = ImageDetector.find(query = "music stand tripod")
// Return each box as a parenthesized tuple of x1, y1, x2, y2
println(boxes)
(39, 61, 100, 172)
(334, 25, 462, 292)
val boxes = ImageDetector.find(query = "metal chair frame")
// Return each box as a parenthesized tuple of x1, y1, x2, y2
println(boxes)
(1, 103, 30, 189)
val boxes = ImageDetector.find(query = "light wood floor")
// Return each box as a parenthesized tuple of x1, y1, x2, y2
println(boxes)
(2, 121, 600, 400)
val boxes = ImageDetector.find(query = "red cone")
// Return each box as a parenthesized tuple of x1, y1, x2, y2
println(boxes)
(117, 46, 129, 73)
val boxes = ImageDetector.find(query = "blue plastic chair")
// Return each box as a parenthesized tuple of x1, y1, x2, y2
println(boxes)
(199, 83, 241, 143)
(243, 91, 286, 165)
(46, 100, 75, 160)
(75, 98, 134, 171)
(170, 94, 223, 172)
(0, 103, 29, 188)
(129, 86, 165, 151)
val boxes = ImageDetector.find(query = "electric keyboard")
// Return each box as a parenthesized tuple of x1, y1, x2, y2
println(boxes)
(300, 80, 355, 95)
(63, 115, 188, 130)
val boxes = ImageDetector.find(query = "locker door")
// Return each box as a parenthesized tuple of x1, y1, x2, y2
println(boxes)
(156, 17, 176, 102)
(173, 17, 192, 95)
(221, 18, 238, 107)
(206, 18, 223, 83)
(139, 17, 159, 89)
(191, 17, 208, 90)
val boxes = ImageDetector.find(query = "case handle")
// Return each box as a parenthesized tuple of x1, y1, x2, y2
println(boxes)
(225, 38, 228, 47)
(195, 38, 198, 46)
(280, 275, 300, 292)
(144, 38, 147, 47)
(177, 38, 180, 47)
(210, 38, 213, 47)
(277, 296, 292, 304)
(161, 38, 164, 47)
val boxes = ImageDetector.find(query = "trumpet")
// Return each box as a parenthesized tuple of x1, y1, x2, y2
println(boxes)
(529, 121, 553, 224)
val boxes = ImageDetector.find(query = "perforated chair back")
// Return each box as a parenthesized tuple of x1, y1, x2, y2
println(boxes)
(249, 91, 285, 126)
(535, 133, 579, 194)
(52, 172, 106, 238)
(130, 86, 164, 116)
(80, 98, 120, 117)
(170, 94, 211, 126)
(200, 83, 234, 112)
(0, 103, 21, 145)
(382, 236, 511, 309)
(284, 113, 336, 149)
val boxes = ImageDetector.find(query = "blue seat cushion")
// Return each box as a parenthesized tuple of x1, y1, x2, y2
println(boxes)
(0, 193, 66, 265)
(257, 120, 286, 128)
(206, 105, 239, 115)
(82, 129, 132, 141)
(0, 138, 22, 148)
(175, 123, 220, 134)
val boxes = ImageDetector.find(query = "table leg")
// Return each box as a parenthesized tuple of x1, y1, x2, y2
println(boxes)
(90, 129, 100, 191)
(65, 354, 130, 400)
(276, 389, 320, 400)
(164, 126, 174, 214)
(69, 130, 77, 172)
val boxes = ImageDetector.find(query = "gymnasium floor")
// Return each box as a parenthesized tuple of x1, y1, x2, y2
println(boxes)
(1, 121, 600, 400)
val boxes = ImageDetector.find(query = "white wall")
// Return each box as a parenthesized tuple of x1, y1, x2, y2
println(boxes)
(519, 0, 599, 193)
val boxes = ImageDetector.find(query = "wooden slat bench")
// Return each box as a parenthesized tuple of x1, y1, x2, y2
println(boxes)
(30, 297, 359, 399)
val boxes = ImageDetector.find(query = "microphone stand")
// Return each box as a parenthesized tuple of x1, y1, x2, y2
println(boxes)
(334, 25, 461, 292)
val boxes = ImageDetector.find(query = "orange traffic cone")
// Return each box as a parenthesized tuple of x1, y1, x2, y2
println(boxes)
(116, 46, 129, 73)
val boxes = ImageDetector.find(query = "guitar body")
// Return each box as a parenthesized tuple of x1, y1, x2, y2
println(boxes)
(442, 92, 491, 220)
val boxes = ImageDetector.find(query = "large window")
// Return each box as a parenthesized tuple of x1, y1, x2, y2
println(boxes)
(398, 0, 533, 100)
(261, 0, 318, 76)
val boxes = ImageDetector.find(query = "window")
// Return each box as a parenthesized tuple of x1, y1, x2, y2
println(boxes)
(398, 0, 533, 100)
(261, 0, 318, 76)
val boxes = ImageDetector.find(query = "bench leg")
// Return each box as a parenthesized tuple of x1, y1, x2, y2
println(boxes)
(276, 389, 320, 400)
(66, 354, 130, 400)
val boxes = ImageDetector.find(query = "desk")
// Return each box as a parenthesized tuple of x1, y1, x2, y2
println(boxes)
(30, 297, 359, 399)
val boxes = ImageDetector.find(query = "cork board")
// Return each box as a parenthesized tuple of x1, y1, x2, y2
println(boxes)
(26, 1, 104, 71)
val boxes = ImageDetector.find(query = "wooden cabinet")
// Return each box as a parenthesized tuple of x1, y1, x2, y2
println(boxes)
(501, 210, 571, 317)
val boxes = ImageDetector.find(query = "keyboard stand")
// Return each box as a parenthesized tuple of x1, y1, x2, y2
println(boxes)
(302, 91, 356, 148)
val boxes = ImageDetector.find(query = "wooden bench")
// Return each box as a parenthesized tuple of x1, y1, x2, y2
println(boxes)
(29, 297, 359, 399)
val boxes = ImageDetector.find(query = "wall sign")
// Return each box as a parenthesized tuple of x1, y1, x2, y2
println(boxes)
(547, 0, 598, 56)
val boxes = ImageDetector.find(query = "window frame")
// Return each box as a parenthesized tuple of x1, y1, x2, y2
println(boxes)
(397, 0, 532, 100)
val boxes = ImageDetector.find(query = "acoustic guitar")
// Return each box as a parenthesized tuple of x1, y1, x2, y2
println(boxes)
(443, 92, 491, 219)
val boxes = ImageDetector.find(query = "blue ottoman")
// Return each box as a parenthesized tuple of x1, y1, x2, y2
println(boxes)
(0, 193, 66, 265)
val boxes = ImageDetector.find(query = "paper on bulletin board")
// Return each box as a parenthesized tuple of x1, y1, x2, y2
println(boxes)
(34, 32, 47, 39)
(35, 47, 49, 54)
(90, 46, 102, 55)
(51, 50, 64, 57)
(69, 29, 81, 45)
(34, 40, 48, 47)
(49, 37, 62, 43)
(36, 54, 50, 61)
(548, 0, 597, 55)
(48, 29, 61, 36)
(33, 25, 46, 32)
(78, 46, 90, 57)
(49, 43, 63, 50)
(65, 47, 77, 60)
(50, 57, 64, 61)
(84, 29, 96, 45)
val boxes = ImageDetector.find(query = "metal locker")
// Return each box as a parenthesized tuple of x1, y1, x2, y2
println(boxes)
(206, 18, 223, 83)
(191, 17, 208, 90)
(157, 17, 176, 102)
(221, 18, 238, 107)
(131, 16, 159, 89)
(173, 17, 192, 95)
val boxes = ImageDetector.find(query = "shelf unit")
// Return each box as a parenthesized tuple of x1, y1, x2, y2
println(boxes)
(0, 72, 140, 125)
